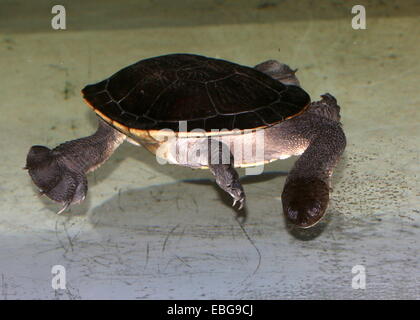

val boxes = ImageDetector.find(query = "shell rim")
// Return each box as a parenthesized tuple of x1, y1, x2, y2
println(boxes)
(83, 95, 310, 139)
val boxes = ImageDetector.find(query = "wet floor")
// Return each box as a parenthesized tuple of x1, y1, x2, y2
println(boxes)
(0, 0, 419, 299)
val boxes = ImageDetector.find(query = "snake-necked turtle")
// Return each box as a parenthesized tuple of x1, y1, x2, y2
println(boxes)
(26, 54, 346, 228)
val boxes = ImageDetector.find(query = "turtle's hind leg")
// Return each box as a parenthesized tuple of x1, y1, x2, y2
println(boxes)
(25, 118, 126, 213)
(207, 139, 246, 210)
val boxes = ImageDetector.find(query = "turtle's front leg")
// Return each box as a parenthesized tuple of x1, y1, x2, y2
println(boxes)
(207, 139, 246, 210)
(25, 118, 126, 213)
(254, 60, 300, 86)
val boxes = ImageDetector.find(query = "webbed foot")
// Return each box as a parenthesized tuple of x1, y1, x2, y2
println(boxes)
(211, 164, 246, 211)
(25, 145, 87, 214)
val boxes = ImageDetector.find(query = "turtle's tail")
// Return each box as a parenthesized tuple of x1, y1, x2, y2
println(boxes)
(25, 145, 87, 213)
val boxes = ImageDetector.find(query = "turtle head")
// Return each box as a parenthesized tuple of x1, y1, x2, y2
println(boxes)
(25, 145, 87, 213)
(281, 177, 330, 228)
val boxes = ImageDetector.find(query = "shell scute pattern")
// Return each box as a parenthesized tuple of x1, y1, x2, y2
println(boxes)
(82, 54, 310, 132)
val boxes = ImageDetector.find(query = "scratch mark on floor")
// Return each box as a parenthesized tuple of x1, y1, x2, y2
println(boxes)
(162, 224, 180, 253)
(235, 217, 262, 277)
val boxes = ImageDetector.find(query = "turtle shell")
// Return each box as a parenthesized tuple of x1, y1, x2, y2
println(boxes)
(82, 54, 310, 133)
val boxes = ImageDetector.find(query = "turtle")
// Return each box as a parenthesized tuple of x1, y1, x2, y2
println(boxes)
(25, 53, 346, 228)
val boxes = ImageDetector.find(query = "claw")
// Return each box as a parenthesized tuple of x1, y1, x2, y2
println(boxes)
(232, 197, 245, 210)
(57, 202, 70, 215)
(237, 199, 244, 210)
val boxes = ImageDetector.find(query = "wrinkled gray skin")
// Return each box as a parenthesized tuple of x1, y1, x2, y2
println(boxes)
(26, 61, 346, 228)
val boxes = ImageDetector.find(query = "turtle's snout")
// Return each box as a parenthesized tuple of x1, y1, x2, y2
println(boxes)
(281, 177, 329, 228)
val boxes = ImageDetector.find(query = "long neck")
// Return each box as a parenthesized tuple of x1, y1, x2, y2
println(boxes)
(288, 115, 346, 184)
(278, 113, 346, 228)
(266, 113, 346, 182)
